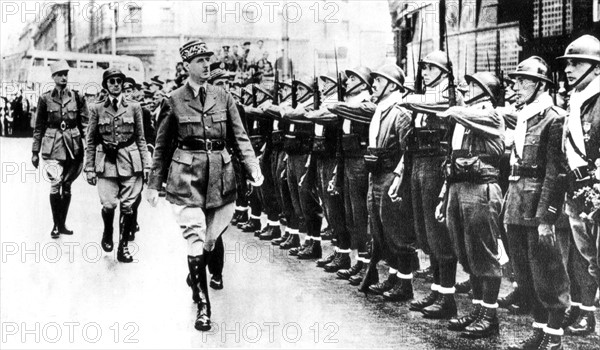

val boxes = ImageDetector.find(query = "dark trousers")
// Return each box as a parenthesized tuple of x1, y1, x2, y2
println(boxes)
(233, 154, 248, 208)
(344, 156, 370, 252)
(411, 156, 456, 286)
(274, 150, 299, 230)
(316, 156, 349, 249)
(258, 147, 280, 221)
(562, 225, 599, 306)
(286, 153, 323, 237)
(506, 225, 571, 323)
(447, 182, 503, 278)
(368, 171, 417, 273)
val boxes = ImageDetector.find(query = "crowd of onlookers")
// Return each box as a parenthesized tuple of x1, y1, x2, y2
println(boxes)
(0, 91, 32, 137)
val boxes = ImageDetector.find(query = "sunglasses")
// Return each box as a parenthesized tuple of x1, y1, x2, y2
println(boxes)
(108, 78, 122, 85)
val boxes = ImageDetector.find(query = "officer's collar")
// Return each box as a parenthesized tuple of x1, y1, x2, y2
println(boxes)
(51, 86, 72, 99)
(187, 79, 209, 98)
(103, 93, 128, 108)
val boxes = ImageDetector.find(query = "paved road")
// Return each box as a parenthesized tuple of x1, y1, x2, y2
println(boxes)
(1, 137, 599, 349)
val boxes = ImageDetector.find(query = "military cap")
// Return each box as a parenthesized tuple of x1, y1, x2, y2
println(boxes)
(179, 40, 214, 62)
(150, 76, 164, 86)
(124, 77, 139, 90)
(50, 59, 70, 76)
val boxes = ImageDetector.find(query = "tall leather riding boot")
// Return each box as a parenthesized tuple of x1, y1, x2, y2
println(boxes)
(101, 207, 115, 252)
(187, 255, 211, 331)
(129, 195, 142, 241)
(49, 194, 62, 239)
(207, 235, 224, 290)
(117, 212, 134, 263)
(59, 193, 73, 235)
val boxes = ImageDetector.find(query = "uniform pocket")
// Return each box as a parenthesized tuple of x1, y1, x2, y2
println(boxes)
(522, 134, 540, 164)
(98, 116, 111, 134)
(121, 114, 135, 134)
(521, 179, 542, 220)
(210, 110, 227, 135)
(166, 149, 194, 198)
(41, 129, 57, 156)
(69, 127, 83, 157)
(221, 150, 236, 196)
(128, 145, 143, 173)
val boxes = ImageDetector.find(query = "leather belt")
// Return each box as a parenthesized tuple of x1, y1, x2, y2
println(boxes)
(570, 165, 591, 181)
(178, 138, 226, 151)
(510, 164, 545, 179)
(49, 120, 77, 131)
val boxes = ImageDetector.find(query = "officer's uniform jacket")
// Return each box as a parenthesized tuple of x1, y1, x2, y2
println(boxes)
(564, 77, 600, 212)
(504, 93, 567, 226)
(148, 83, 258, 209)
(32, 87, 88, 161)
(85, 96, 151, 178)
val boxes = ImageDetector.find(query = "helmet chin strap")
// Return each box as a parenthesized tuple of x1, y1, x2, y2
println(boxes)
(375, 81, 391, 104)
(566, 64, 596, 92)
(516, 81, 543, 108)
(464, 93, 488, 106)
(427, 71, 446, 89)
(298, 90, 312, 103)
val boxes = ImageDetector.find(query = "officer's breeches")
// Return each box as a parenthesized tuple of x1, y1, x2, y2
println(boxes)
(97, 176, 143, 212)
(171, 202, 235, 256)
(45, 158, 83, 194)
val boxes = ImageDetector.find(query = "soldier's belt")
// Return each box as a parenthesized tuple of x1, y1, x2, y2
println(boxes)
(101, 137, 135, 161)
(49, 120, 77, 131)
(178, 138, 226, 151)
(364, 147, 401, 174)
(341, 134, 368, 153)
(510, 164, 545, 179)
(272, 131, 285, 148)
(569, 165, 592, 181)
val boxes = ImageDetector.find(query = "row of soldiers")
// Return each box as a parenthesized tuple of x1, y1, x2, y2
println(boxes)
(221, 34, 600, 349)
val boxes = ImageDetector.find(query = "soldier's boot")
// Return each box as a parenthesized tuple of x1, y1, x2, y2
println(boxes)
(129, 195, 141, 241)
(235, 211, 251, 228)
(271, 230, 289, 246)
(49, 193, 62, 239)
(101, 207, 115, 252)
(537, 329, 563, 350)
(298, 239, 322, 260)
(383, 277, 414, 302)
(254, 224, 269, 237)
(116, 212, 134, 263)
(260, 225, 281, 241)
(230, 208, 247, 225)
(280, 233, 300, 250)
(455, 279, 471, 294)
(337, 260, 363, 280)
(324, 252, 351, 272)
(240, 218, 261, 233)
(413, 265, 432, 279)
(409, 290, 439, 311)
(316, 251, 337, 268)
(59, 193, 73, 235)
(422, 292, 457, 319)
(368, 273, 398, 295)
(320, 227, 334, 241)
(448, 303, 482, 331)
(507, 326, 544, 350)
(460, 304, 500, 339)
(187, 255, 211, 331)
(561, 305, 581, 329)
(358, 260, 379, 294)
(566, 309, 596, 336)
(289, 238, 311, 256)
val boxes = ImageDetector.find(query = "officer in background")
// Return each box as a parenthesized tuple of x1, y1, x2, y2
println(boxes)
(147, 40, 262, 331)
(85, 69, 151, 263)
(32, 59, 88, 238)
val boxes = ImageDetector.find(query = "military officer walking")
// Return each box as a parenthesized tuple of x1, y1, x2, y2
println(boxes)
(147, 40, 262, 331)
(85, 68, 152, 263)
(32, 59, 88, 238)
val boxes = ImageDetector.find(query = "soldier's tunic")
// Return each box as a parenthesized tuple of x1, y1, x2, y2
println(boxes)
(444, 100, 504, 278)
(328, 90, 375, 254)
(149, 81, 258, 254)
(85, 95, 151, 212)
(33, 87, 88, 193)
(366, 90, 416, 273)
(503, 93, 570, 323)
(563, 76, 600, 291)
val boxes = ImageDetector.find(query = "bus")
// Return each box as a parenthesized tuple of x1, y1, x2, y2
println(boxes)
(2, 49, 145, 104)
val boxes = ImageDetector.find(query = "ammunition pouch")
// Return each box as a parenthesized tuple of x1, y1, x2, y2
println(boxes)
(364, 147, 401, 174)
(444, 151, 499, 184)
(342, 134, 367, 155)
(283, 133, 312, 155)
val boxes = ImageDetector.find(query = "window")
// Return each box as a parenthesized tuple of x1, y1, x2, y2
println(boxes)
(33, 58, 45, 67)
(128, 5, 142, 34)
(79, 60, 94, 69)
(595, 0, 599, 22)
(96, 61, 110, 69)
(128, 63, 141, 72)
(46, 58, 59, 66)
(67, 60, 77, 68)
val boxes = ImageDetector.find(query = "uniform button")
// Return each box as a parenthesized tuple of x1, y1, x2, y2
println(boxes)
(114, 117, 119, 121)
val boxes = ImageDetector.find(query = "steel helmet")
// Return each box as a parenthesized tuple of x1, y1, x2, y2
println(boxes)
(102, 68, 126, 89)
(465, 72, 503, 105)
(419, 50, 450, 73)
(292, 76, 313, 92)
(371, 65, 405, 92)
(345, 66, 374, 88)
(556, 35, 600, 63)
(508, 56, 553, 84)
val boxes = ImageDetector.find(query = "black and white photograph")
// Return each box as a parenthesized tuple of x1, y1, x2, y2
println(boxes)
(1, 1, 600, 349)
